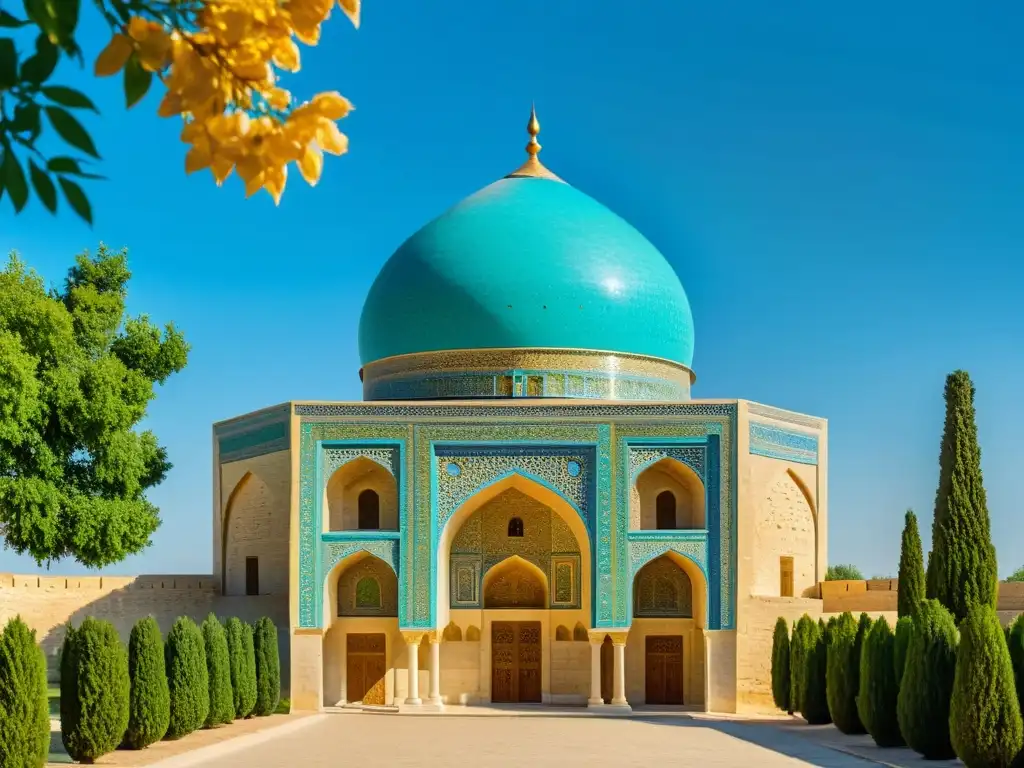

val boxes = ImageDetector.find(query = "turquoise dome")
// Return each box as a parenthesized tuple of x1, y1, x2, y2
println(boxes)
(358, 177, 695, 368)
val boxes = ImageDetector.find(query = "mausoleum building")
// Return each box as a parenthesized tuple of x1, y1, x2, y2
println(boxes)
(212, 110, 828, 713)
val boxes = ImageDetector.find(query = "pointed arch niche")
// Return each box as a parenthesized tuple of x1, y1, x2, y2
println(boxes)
(221, 470, 282, 596)
(437, 472, 591, 630)
(632, 458, 705, 531)
(752, 467, 817, 597)
(324, 456, 398, 532)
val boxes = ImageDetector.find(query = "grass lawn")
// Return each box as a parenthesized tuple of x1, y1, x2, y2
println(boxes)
(48, 686, 60, 717)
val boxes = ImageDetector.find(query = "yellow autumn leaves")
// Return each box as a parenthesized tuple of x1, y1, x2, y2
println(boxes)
(94, 0, 359, 204)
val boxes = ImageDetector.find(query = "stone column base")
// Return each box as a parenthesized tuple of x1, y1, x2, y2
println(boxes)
(399, 702, 445, 713)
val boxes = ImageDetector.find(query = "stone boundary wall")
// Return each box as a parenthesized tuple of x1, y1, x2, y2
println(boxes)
(819, 579, 1024, 617)
(0, 573, 289, 690)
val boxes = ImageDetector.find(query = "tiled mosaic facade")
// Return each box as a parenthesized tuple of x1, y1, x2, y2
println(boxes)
(296, 402, 739, 631)
(748, 421, 819, 465)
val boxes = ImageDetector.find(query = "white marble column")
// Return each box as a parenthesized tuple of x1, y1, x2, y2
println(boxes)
(611, 632, 629, 708)
(588, 634, 604, 706)
(336, 630, 348, 706)
(402, 631, 423, 705)
(428, 634, 443, 705)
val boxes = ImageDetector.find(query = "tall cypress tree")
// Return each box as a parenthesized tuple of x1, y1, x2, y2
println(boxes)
(898, 510, 925, 618)
(926, 370, 998, 623)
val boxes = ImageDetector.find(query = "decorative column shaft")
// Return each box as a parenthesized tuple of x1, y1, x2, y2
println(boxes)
(401, 631, 425, 705)
(337, 630, 348, 706)
(428, 633, 442, 705)
(610, 631, 629, 708)
(587, 632, 604, 706)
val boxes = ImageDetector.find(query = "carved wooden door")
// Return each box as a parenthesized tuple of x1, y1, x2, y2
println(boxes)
(645, 635, 683, 705)
(517, 622, 542, 703)
(491, 622, 517, 702)
(347, 633, 387, 705)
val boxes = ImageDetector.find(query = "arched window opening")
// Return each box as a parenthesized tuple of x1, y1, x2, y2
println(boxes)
(507, 517, 524, 538)
(358, 489, 380, 530)
(656, 491, 677, 530)
(354, 576, 382, 610)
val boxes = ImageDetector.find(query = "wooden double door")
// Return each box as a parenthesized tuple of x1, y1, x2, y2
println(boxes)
(491, 621, 542, 703)
(347, 633, 386, 706)
(645, 635, 684, 705)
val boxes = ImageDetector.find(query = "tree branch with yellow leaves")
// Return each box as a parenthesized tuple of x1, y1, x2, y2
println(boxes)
(0, 0, 359, 222)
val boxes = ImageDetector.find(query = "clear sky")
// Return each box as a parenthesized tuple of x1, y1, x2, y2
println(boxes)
(3, 1, 1023, 579)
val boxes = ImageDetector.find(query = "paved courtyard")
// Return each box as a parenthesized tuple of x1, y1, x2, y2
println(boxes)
(195, 714, 881, 768)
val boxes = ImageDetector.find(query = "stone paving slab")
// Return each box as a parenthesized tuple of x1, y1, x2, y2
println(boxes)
(190, 712, 879, 767)
(785, 724, 962, 768)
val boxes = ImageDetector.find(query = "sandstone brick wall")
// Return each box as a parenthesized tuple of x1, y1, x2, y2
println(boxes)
(820, 579, 1024, 617)
(0, 573, 289, 691)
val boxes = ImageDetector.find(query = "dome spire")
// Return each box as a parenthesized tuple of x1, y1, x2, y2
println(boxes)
(505, 104, 564, 182)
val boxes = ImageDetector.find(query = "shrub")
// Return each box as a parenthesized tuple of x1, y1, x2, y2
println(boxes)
(1008, 614, 1024, 711)
(826, 612, 863, 734)
(225, 618, 257, 719)
(800, 619, 831, 725)
(59, 617, 130, 763)
(771, 617, 791, 712)
(857, 617, 903, 747)
(826, 564, 864, 581)
(165, 617, 209, 739)
(201, 615, 234, 728)
(124, 617, 170, 749)
(789, 615, 815, 714)
(897, 599, 959, 759)
(253, 618, 280, 717)
(950, 605, 1023, 768)
(893, 616, 913, 686)
(0, 616, 50, 768)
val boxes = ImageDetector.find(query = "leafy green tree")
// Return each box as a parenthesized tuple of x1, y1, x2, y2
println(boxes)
(893, 615, 913, 686)
(790, 616, 814, 714)
(800, 619, 831, 725)
(0, 616, 50, 767)
(1008, 614, 1024, 710)
(770, 617, 791, 712)
(898, 509, 925, 618)
(225, 618, 256, 719)
(0, 249, 188, 566)
(925, 370, 998, 622)
(950, 605, 1023, 767)
(123, 617, 169, 750)
(253, 618, 280, 717)
(826, 612, 864, 734)
(59, 617, 130, 763)
(897, 600, 958, 759)
(1007, 567, 1024, 583)
(201, 614, 233, 728)
(857, 617, 903, 747)
(825, 564, 864, 581)
(165, 617, 208, 740)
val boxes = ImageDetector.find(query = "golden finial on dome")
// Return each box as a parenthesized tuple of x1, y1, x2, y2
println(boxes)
(506, 104, 564, 182)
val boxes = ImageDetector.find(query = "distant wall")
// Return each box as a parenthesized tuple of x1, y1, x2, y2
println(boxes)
(819, 579, 1024, 624)
(0, 573, 289, 690)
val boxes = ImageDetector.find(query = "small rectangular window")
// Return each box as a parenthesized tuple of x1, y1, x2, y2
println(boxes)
(246, 556, 259, 596)
(780, 556, 794, 597)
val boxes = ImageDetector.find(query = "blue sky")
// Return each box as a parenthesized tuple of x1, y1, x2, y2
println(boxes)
(3, 1, 1023, 579)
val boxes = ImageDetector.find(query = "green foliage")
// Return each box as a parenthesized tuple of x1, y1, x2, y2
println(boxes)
(825, 564, 864, 581)
(826, 612, 864, 734)
(893, 616, 913, 685)
(800, 619, 831, 725)
(0, 616, 50, 767)
(790, 616, 814, 714)
(165, 617, 208, 740)
(1007, 567, 1024, 583)
(0, 249, 189, 566)
(898, 509, 926, 618)
(201, 615, 233, 728)
(770, 617, 790, 712)
(59, 617, 130, 763)
(225, 618, 257, 719)
(925, 370, 998, 623)
(253, 618, 280, 717)
(856, 617, 903, 747)
(1008, 615, 1024, 711)
(897, 599, 959, 759)
(123, 617, 169, 750)
(950, 605, 1023, 768)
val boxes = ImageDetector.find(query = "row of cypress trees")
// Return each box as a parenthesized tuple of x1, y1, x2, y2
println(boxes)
(0, 612, 281, 766)
(771, 370, 1024, 767)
